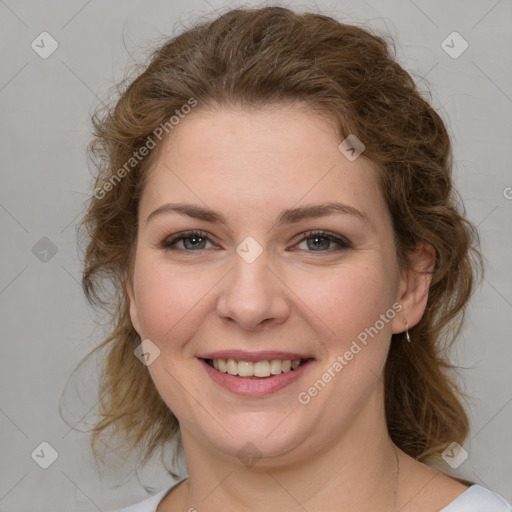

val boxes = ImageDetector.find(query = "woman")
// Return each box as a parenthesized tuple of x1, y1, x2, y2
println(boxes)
(80, 6, 511, 511)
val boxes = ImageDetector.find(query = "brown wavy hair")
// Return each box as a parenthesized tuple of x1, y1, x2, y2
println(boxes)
(79, 6, 483, 468)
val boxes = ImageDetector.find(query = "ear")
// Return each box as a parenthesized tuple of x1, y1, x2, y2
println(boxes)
(392, 242, 436, 335)
(125, 276, 142, 337)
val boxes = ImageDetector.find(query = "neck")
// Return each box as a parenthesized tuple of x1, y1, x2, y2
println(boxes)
(176, 391, 401, 512)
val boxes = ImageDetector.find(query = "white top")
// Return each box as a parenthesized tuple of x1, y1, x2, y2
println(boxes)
(116, 481, 512, 511)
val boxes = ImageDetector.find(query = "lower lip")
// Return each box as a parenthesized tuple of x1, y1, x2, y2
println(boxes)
(199, 359, 313, 397)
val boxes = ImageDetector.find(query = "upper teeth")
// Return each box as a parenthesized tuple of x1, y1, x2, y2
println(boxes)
(211, 359, 302, 377)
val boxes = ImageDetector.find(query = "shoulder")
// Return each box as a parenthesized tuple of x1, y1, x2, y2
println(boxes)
(441, 485, 512, 511)
(113, 478, 187, 512)
(114, 488, 169, 512)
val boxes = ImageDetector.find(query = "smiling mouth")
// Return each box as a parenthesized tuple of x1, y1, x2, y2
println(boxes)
(202, 358, 311, 378)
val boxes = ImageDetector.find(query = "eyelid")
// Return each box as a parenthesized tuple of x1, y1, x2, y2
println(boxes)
(160, 229, 351, 252)
(160, 229, 217, 249)
(293, 230, 352, 251)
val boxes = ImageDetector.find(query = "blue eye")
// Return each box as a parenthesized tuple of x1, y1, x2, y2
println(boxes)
(295, 230, 351, 252)
(161, 230, 214, 251)
(161, 230, 351, 253)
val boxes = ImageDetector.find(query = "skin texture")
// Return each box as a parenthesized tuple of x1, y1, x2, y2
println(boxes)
(127, 106, 468, 511)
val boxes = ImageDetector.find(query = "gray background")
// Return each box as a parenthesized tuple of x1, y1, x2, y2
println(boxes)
(1, 0, 511, 510)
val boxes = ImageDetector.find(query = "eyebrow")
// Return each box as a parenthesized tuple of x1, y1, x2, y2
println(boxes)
(146, 201, 371, 228)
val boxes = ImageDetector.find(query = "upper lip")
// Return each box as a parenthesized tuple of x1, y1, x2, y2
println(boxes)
(198, 350, 313, 362)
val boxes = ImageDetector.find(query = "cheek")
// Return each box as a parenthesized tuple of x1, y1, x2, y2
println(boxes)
(291, 262, 397, 345)
(132, 256, 218, 348)
(133, 246, 399, 359)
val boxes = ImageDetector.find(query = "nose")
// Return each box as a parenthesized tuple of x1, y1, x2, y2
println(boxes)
(216, 247, 290, 331)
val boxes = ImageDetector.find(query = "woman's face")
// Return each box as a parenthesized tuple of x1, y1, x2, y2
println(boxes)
(128, 105, 414, 464)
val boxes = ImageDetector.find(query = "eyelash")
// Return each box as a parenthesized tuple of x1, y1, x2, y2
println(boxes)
(160, 229, 352, 253)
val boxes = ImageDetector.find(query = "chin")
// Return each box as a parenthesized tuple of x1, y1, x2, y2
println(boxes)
(194, 410, 314, 465)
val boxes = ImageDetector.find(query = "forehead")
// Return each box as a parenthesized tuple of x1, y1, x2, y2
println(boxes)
(139, 106, 387, 229)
